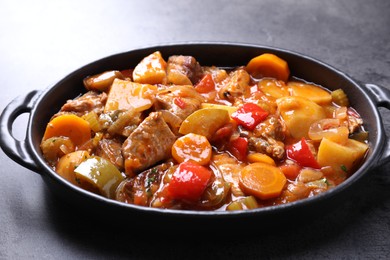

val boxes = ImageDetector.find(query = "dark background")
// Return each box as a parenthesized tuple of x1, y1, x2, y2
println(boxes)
(1, 0, 389, 259)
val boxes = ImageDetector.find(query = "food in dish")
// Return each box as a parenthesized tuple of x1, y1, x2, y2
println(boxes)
(40, 51, 369, 211)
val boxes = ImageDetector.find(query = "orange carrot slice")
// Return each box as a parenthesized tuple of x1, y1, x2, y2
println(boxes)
(239, 162, 287, 200)
(43, 114, 91, 146)
(246, 53, 290, 82)
(171, 133, 212, 165)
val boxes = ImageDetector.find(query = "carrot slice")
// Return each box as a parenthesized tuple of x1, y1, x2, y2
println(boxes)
(43, 114, 91, 146)
(246, 53, 290, 82)
(171, 133, 212, 165)
(247, 153, 276, 166)
(239, 162, 287, 200)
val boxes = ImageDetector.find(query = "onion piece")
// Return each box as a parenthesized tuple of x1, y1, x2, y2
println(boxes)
(308, 118, 349, 144)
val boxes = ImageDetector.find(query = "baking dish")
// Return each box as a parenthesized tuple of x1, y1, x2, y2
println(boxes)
(1, 43, 389, 230)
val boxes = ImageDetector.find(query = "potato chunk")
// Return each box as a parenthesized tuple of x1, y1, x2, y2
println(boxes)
(288, 81, 332, 105)
(257, 78, 290, 99)
(276, 96, 326, 139)
(104, 79, 157, 112)
(317, 138, 369, 176)
(179, 108, 230, 140)
(83, 70, 124, 92)
(56, 151, 90, 186)
(132, 51, 167, 84)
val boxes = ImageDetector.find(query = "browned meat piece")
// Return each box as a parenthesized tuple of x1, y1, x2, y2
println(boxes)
(245, 115, 286, 160)
(218, 68, 251, 102)
(95, 139, 124, 170)
(166, 55, 203, 85)
(122, 111, 177, 176)
(117, 158, 230, 210)
(203, 66, 229, 85)
(248, 136, 285, 160)
(59, 91, 107, 116)
(116, 161, 175, 207)
(155, 85, 204, 120)
(253, 115, 286, 141)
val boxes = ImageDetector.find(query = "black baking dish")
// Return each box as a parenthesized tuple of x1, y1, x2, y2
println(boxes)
(1, 43, 389, 231)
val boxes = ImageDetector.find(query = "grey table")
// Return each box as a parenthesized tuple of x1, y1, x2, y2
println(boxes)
(1, 0, 389, 259)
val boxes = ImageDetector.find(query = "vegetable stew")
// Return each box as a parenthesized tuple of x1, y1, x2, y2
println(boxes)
(40, 51, 369, 211)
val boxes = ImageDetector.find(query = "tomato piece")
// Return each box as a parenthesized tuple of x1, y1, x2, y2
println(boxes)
(286, 138, 320, 169)
(194, 74, 215, 93)
(231, 103, 269, 130)
(279, 163, 302, 180)
(168, 162, 212, 201)
(228, 137, 248, 162)
(211, 123, 234, 143)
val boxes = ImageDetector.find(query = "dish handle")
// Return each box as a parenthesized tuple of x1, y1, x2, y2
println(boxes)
(0, 90, 42, 174)
(364, 83, 390, 166)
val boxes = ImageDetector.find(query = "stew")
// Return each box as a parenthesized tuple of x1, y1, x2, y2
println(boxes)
(40, 51, 369, 211)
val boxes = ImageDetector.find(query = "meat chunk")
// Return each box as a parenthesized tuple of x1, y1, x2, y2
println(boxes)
(116, 161, 175, 206)
(155, 85, 204, 120)
(203, 66, 228, 85)
(248, 136, 285, 160)
(218, 68, 251, 102)
(166, 55, 203, 85)
(122, 112, 177, 176)
(59, 91, 107, 117)
(95, 139, 124, 170)
(253, 115, 286, 141)
(245, 115, 286, 160)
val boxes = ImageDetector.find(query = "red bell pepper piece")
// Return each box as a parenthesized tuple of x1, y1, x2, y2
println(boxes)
(228, 137, 248, 162)
(194, 74, 215, 93)
(231, 103, 269, 130)
(174, 97, 187, 109)
(168, 161, 212, 201)
(286, 138, 320, 169)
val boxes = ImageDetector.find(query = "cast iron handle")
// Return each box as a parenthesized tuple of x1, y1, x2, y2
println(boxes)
(364, 83, 390, 166)
(0, 90, 42, 174)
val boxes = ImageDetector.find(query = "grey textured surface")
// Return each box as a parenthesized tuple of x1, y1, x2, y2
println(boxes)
(0, 0, 389, 259)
